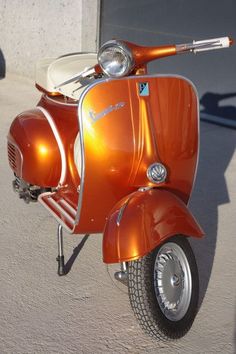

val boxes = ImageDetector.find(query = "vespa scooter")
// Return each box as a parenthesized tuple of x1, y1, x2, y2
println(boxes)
(7, 36, 233, 340)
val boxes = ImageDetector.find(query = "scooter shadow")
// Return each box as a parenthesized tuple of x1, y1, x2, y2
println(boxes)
(190, 117, 235, 308)
(201, 92, 236, 121)
(64, 234, 89, 275)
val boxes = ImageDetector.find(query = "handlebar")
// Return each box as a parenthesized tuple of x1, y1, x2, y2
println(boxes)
(123, 35, 233, 68)
(53, 36, 234, 90)
(176, 36, 234, 54)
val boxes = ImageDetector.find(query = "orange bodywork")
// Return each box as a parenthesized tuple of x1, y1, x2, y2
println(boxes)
(35, 83, 62, 97)
(75, 75, 199, 234)
(8, 108, 62, 186)
(7, 37, 234, 263)
(8, 96, 79, 190)
(103, 188, 204, 263)
(127, 41, 177, 65)
(8, 74, 202, 260)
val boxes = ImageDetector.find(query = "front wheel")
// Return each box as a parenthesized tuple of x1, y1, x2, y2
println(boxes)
(128, 236, 199, 340)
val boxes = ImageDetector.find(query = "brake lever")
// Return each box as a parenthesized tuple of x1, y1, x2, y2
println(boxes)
(54, 66, 96, 89)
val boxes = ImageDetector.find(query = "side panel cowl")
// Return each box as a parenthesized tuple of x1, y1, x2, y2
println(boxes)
(7, 108, 61, 187)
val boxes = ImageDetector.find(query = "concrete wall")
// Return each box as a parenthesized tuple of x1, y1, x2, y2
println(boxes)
(0, 0, 100, 78)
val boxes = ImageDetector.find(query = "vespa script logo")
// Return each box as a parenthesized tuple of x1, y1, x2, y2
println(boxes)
(88, 102, 125, 124)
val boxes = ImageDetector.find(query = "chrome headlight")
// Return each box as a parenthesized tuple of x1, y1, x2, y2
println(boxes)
(98, 40, 134, 78)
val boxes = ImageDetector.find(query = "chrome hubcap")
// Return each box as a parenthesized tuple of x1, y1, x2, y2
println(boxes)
(154, 242, 192, 321)
(171, 274, 180, 287)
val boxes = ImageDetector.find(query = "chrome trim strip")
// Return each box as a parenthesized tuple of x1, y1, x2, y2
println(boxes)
(45, 95, 78, 106)
(75, 73, 200, 225)
(37, 106, 67, 186)
(74, 79, 99, 225)
(141, 74, 199, 203)
(116, 203, 128, 227)
(75, 77, 110, 225)
(59, 199, 77, 217)
(75, 100, 85, 224)
(47, 197, 75, 225)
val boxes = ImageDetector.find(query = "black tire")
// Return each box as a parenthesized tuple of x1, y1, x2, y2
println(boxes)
(128, 236, 199, 340)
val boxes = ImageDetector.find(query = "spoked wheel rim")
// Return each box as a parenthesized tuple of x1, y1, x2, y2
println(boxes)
(154, 241, 192, 321)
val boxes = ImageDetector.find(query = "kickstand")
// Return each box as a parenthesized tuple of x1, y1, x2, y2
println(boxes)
(56, 224, 66, 276)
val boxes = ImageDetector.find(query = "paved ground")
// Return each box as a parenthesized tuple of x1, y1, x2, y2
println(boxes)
(0, 74, 235, 353)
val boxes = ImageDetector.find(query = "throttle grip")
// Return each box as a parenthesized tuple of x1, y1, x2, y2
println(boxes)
(176, 36, 234, 54)
(193, 37, 232, 53)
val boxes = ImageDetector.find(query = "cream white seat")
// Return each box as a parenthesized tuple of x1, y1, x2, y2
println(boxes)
(35, 53, 97, 99)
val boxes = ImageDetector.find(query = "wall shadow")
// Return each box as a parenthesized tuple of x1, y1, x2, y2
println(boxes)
(200, 92, 236, 126)
(190, 96, 236, 308)
(0, 49, 6, 79)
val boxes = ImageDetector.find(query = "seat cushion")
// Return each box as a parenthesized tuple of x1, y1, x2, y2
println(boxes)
(36, 53, 97, 99)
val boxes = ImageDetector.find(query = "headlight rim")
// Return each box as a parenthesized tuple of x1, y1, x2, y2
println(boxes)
(97, 40, 135, 78)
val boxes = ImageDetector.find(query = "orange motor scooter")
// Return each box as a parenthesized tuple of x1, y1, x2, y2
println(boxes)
(7, 36, 233, 339)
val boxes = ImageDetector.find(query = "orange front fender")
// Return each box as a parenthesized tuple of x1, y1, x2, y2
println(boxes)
(103, 189, 204, 264)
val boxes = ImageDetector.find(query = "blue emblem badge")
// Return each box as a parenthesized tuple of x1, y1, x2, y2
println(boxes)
(139, 82, 149, 96)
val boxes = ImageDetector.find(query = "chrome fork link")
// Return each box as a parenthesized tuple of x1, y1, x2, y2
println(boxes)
(114, 262, 128, 285)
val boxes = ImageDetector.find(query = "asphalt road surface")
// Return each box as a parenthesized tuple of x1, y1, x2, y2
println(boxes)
(0, 74, 235, 353)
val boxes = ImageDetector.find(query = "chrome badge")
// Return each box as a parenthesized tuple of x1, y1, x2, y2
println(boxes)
(147, 163, 167, 184)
